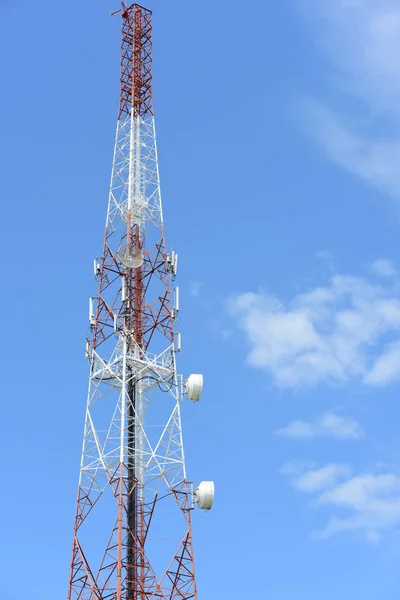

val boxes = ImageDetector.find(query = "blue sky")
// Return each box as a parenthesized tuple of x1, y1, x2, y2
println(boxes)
(2, 0, 400, 597)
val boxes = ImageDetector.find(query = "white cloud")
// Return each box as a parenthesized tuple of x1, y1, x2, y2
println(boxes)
(294, 464, 351, 493)
(229, 268, 400, 387)
(317, 473, 400, 541)
(189, 280, 203, 298)
(302, 100, 400, 197)
(300, 1, 400, 196)
(371, 259, 397, 278)
(320, 412, 363, 439)
(307, 0, 400, 112)
(276, 420, 314, 439)
(275, 411, 363, 439)
(364, 341, 400, 385)
(285, 463, 400, 541)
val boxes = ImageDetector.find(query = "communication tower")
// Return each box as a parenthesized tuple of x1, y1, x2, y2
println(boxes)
(67, 4, 214, 598)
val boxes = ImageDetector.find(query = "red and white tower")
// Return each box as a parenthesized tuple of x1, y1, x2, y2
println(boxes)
(67, 4, 214, 598)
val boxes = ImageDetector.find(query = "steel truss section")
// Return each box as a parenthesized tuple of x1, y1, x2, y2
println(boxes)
(67, 4, 198, 599)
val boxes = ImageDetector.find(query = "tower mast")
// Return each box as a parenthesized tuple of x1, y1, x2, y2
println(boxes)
(67, 4, 214, 599)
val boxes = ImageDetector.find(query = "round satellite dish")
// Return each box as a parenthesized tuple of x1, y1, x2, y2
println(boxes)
(185, 374, 203, 401)
(117, 243, 144, 268)
(195, 481, 215, 510)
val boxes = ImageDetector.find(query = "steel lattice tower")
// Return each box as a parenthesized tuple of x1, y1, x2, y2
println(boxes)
(67, 4, 214, 598)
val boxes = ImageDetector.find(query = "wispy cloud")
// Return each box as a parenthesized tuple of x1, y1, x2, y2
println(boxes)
(306, 0, 400, 112)
(287, 463, 351, 493)
(364, 341, 400, 385)
(189, 280, 203, 298)
(284, 462, 400, 542)
(371, 259, 397, 278)
(302, 100, 400, 197)
(228, 263, 400, 387)
(275, 412, 363, 439)
(300, 0, 400, 196)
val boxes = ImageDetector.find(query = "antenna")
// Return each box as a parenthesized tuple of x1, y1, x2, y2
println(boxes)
(117, 241, 144, 268)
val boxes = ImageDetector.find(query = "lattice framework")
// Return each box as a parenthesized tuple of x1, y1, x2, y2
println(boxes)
(67, 5, 198, 599)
